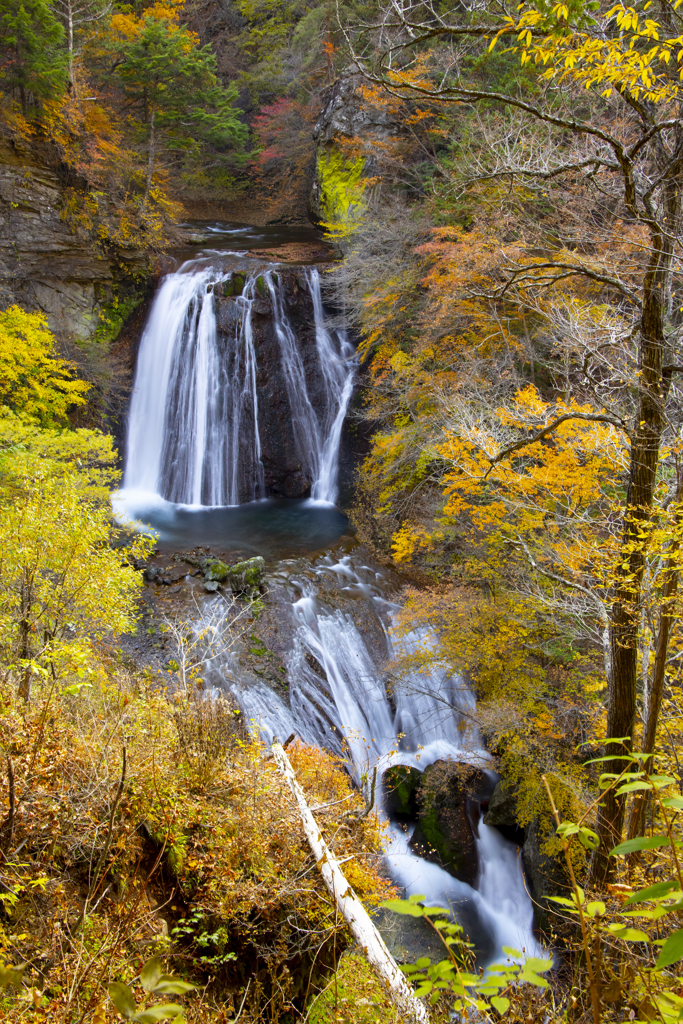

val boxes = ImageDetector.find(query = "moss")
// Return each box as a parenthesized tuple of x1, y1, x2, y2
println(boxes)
(223, 272, 245, 298)
(384, 764, 422, 816)
(419, 797, 459, 867)
(307, 951, 399, 1023)
(92, 291, 143, 347)
(201, 555, 265, 596)
(256, 274, 267, 297)
(316, 147, 367, 237)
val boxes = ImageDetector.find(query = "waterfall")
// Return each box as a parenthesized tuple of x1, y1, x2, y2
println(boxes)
(124, 262, 354, 507)
(227, 555, 543, 965)
(124, 268, 264, 505)
(308, 270, 356, 503)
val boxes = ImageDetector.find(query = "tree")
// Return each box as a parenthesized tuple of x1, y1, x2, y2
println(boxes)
(51, 0, 111, 91)
(0, 469, 151, 701)
(0, 0, 66, 110)
(113, 15, 246, 201)
(341, 0, 683, 877)
(0, 306, 89, 425)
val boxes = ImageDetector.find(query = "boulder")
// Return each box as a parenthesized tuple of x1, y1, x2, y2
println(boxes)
(409, 760, 486, 887)
(522, 817, 569, 933)
(483, 781, 525, 845)
(382, 765, 422, 817)
(202, 556, 265, 597)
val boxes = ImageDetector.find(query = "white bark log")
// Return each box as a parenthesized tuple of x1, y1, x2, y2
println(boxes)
(271, 742, 431, 1024)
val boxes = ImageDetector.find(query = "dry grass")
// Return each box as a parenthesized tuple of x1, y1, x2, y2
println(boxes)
(0, 659, 393, 1022)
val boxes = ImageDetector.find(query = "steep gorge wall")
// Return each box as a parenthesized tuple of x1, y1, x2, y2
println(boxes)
(0, 141, 151, 343)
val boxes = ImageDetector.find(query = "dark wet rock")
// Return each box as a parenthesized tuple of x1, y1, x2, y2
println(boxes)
(409, 760, 487, 887)
(522, 818, 569, 932)
(204, 580, 220, 593)
(483, 781, 525, 846)
(212, 264, 329, 499)
(383, 765, 422, 818)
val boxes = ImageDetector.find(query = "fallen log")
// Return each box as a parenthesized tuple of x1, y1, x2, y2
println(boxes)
(271, 741, 431, 1024)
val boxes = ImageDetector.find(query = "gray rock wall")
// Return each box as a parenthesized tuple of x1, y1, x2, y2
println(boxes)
(0, 142, 149, 341)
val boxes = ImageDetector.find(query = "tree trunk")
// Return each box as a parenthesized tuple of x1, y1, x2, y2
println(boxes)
(68, 0, 74, 90)
(590, 169, 680, 882)
(145, 109, 156, 205)
(627, 482, 683, 840)
(271, 742, 431, 1024)
(17, 581, 32, 703)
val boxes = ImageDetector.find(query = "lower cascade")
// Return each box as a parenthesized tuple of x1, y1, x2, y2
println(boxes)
(123, 262, 354, 506)
(203, 555, 543, 966)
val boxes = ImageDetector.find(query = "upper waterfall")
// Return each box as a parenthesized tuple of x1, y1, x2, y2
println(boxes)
(124, 261, 354, 506)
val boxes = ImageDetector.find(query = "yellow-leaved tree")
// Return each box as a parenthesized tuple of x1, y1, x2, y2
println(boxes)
(0, 306, 89, 424)
(343, 0, 683, 877)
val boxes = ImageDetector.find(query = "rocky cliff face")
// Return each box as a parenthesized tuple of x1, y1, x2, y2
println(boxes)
(0, 141, 150, 342)
(309, 75, 398, 227)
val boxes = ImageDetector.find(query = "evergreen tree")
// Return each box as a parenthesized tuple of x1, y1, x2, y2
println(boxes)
(0, 0, 66, 110)
(115, 16, 246, 201)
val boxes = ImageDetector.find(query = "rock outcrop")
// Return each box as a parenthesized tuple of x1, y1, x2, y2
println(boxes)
(408, 760, 490, 887)
(383, 765, 423, 818)
(0, 141, 150, 341)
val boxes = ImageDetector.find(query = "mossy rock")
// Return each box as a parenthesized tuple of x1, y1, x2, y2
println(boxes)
(409, 759, 485, 887)
(382, 765, 422, 817)
(202, 556, 265, 597)
(222, 273, 246, 298)
(256, 275, 267, 297)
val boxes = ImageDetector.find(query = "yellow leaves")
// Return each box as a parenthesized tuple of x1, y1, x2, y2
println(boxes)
(0, 306, 89, 426)
(511, 0, 683, 102)
(391, 524, 444, 562)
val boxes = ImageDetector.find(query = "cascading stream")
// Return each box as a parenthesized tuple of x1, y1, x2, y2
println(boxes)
(123, 261, 354, 507)
(225, 555, 543, 966)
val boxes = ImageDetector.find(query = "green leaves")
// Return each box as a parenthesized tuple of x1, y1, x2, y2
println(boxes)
(108, 958, 197, 1021)
(625, 880, 681, 905)
(380, 894, 444, 917)
(153, 979, 197, 996)
(656, 929, 683, 968)
(109, 983, 137, 1018)
(0, 963, 26, 990)
(132, 1007, 185, 1023)
(606, 924, 650, 942)
(556, 820, 599, 850)
(610, 836, 673, 856)
(140, 958, 163, 994)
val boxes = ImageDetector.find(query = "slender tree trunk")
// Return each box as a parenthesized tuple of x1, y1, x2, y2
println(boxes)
(68, 0, 74, 90)
(145, 109, 156, 205)
(18, 580, 33, 703)
(590, 168, 681, 882)
(627, 481, 683, 840)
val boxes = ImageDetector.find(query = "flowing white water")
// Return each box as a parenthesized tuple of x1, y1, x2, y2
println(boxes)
(307, 270, 356, 503)
(228, 556, 543, 965)
(123, 262, 354, 507)
(124, 267, 264, 505)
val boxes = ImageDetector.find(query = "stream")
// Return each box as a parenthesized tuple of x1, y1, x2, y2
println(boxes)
(115, 223, 542, 970)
